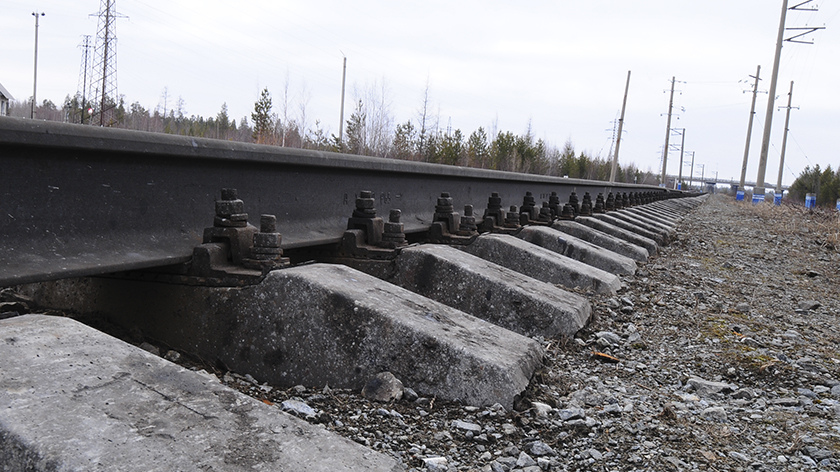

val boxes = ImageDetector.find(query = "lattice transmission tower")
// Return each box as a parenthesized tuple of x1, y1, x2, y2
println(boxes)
(88, 0, 125, 126)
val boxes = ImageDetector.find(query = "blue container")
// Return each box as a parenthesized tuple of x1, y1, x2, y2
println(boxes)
(736, 190, 745, 201)
(805, 193, 816, 209)
(774, 194, 782, 206)
(836, 199, 840, 211)
(752, 193, 765, 204)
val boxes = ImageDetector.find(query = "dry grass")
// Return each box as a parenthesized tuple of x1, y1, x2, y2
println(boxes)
(735, 198, 840, 252)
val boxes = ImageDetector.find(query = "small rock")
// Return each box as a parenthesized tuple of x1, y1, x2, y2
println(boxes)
(163, 350, 181, 362)
(559, 408, 585, 421)
(584, 416, 600, 428)
(798, 388, 817, 399)
(798, 300, 821, 311)
(735, 303, 750, 313)
(731, 389, 753, 400)
(516, 451, 537, 468)
(396, 387, 416, 403)
(769, 397, 799, 407)
(804, 446, 832, 461)
(501, 423, 517, 435)
(422, 456, 448, 472)
(500, 449, 519, 460)
(664, 456, 689, 468)
(603, 403, 622, 415)
(688, 377, 736, 396)
(280, 399, 317, 417)
(595, 331, 622, 345)
(701, 406, 727, 422)
(139, 342, 160, 357)
(587, 448, 603, 461)
(528, 440, 555, 457)
(361, 372, 403, 402)
(451, 419, 482, 433)
(831, 385, 840, 397)
(530, 401, 552, 417)
(728, 451, 749, 462)
(699, 450, 717, 462)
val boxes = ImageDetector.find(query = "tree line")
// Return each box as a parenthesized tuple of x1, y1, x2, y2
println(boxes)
(788, 165, 840, 208)
(6, 87, 660, 185)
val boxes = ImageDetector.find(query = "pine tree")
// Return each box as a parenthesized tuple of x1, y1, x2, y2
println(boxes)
(392, 120, 417, 160)
(251, 88, 275, 144)
(345, 100, 367, 155)
(466, 127, 489, 168)
(217, 103, 231, 132)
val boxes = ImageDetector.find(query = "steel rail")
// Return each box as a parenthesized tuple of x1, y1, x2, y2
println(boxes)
(0, 117, 679, 287)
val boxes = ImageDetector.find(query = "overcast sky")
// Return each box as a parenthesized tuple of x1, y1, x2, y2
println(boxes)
(3, 1, 839, 188)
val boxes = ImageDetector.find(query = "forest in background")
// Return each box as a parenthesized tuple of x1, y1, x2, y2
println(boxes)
(6, 85, 663, 186)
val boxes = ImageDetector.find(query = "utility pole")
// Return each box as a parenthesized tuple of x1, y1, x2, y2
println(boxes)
(754, 0, 822, 200)
(776, 81, 796, 193)
(610, 70, 631, 183)
(77, 35, 92, 124)
(338, 55, 347, 144)
(687, 151, 696, 189)
(676, 129, 686, 189)
(660, 77, 676, 186)
(31, 11, 45, 119)
(738, 65, 762, 198)
(754, 0, 789, 200)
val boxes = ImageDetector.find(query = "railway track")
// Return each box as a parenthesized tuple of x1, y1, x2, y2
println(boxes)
(0, 116, 706, 470)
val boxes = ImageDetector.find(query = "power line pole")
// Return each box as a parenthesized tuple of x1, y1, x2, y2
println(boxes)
(31, 11, 45, 119)
(754, 0, 789, 199)
(754, 0, 823, 200)
(738, 65, 762, 198)
(610, 70, 631, 183)
(76, 35, 92, 124)
(606, 115, 619, 162)
(338, 55, 347, 144)
(660, 76, 676, 187)
(676, 129, 686, 189)
(776, 81, 796, 194)
(687, 151, 696, 188)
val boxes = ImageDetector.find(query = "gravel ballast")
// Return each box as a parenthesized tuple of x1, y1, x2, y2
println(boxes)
(6, 193, 840, 471)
